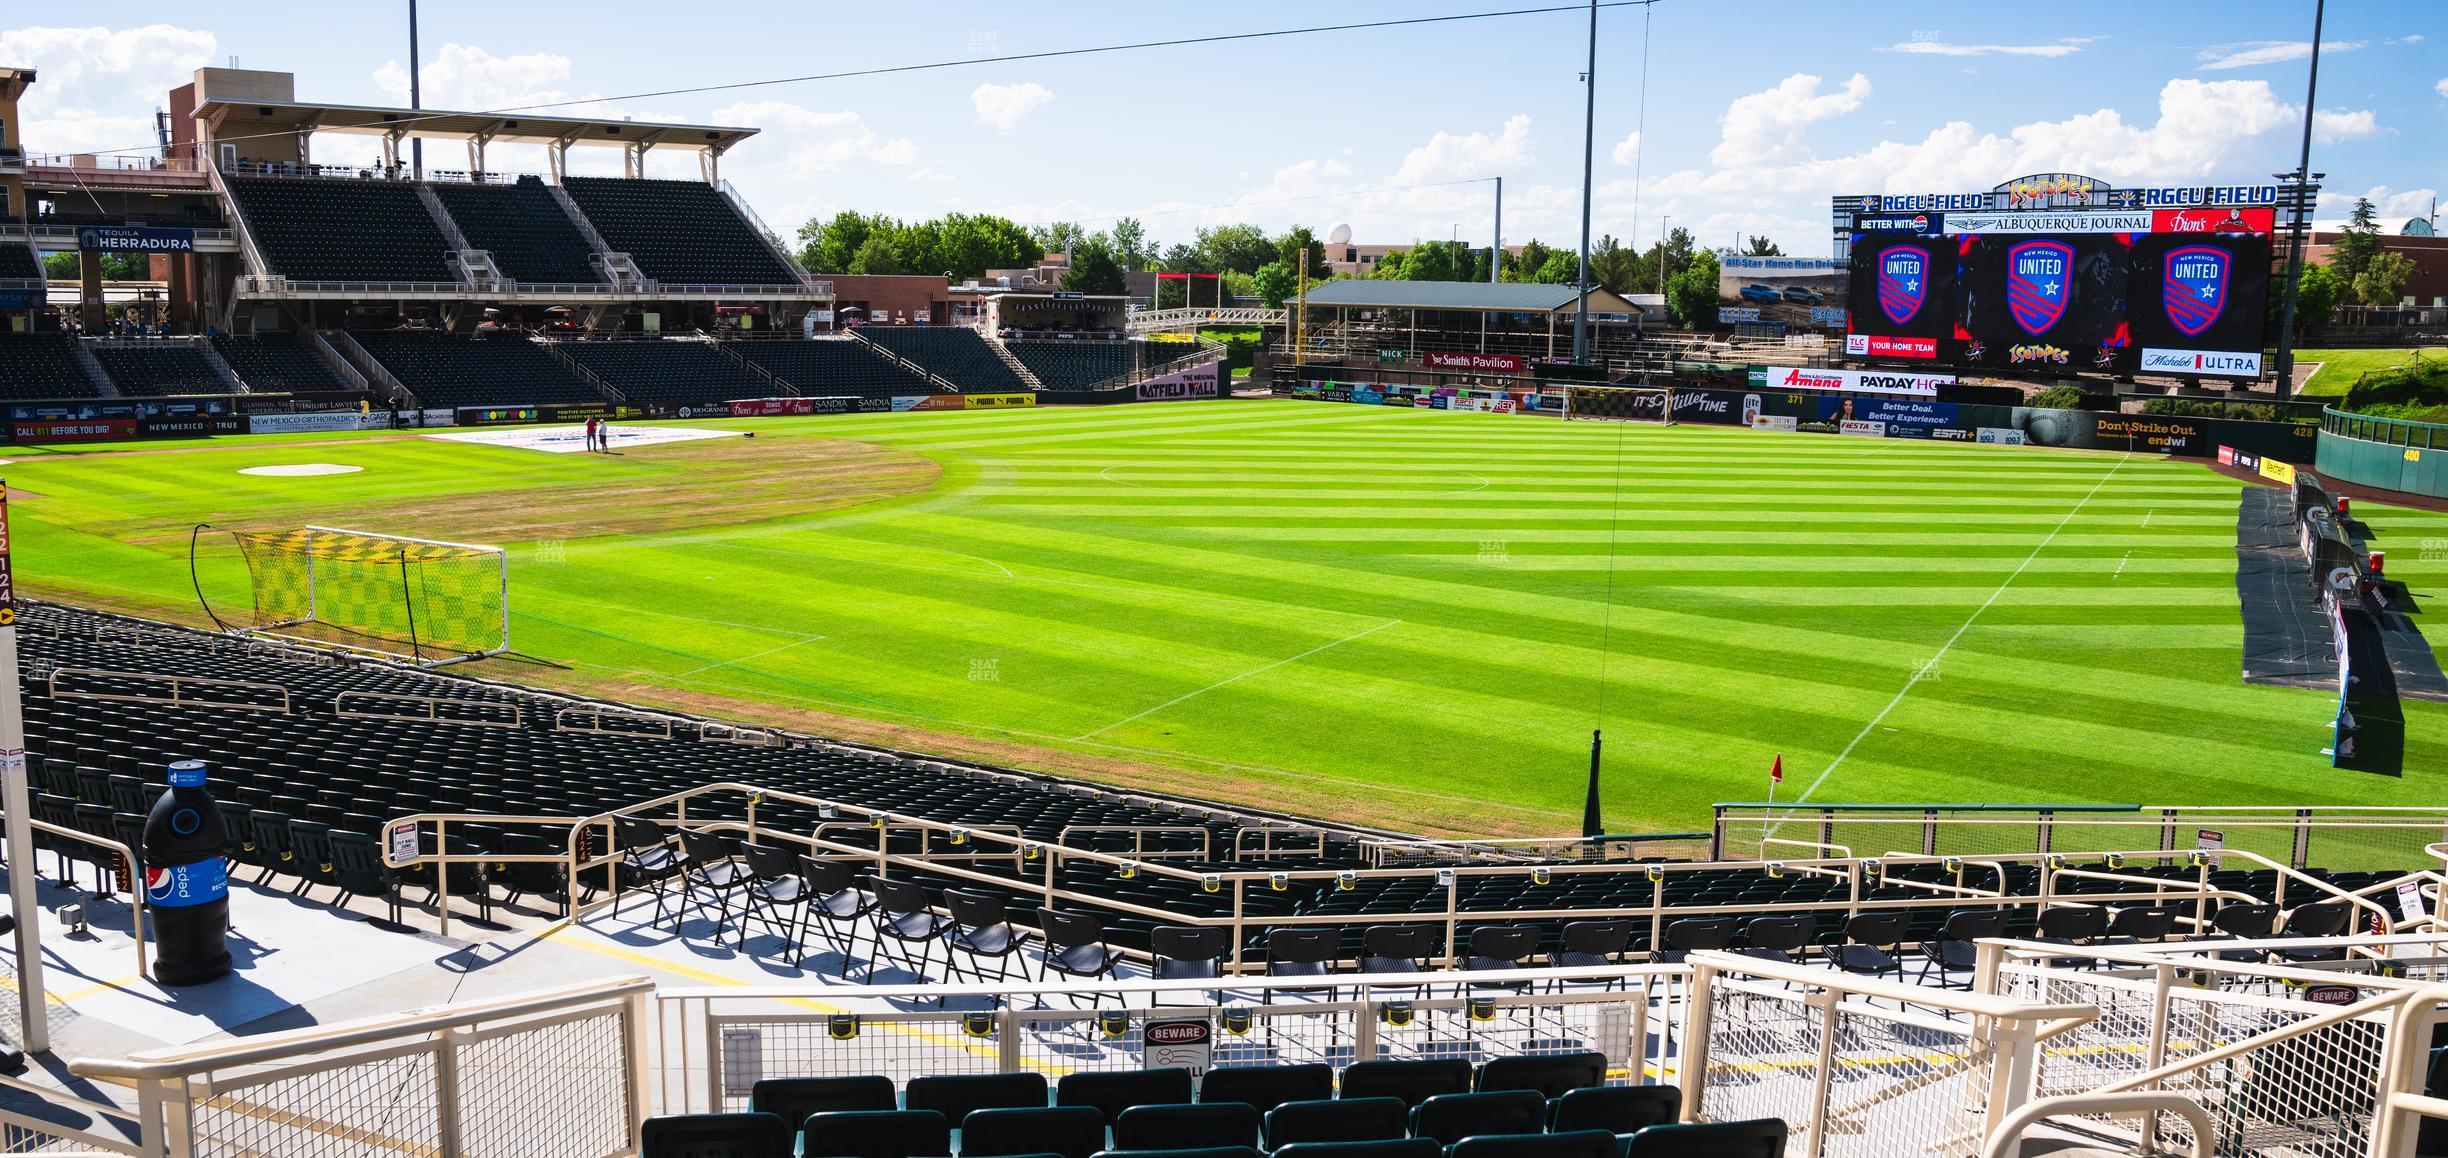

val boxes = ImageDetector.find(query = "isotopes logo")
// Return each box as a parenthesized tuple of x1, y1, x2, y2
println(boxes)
(2005, 239, 2075, 335)
(2163, 245, 2230, 338)
(1876, 246, 1929, 325)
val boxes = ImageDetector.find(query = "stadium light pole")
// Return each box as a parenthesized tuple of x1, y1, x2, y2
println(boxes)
(1571, 0, 1597, 364)
(407, 0, 424, 180)
(1491, 176, 1503, 285)
(2271, 0, 2325, 400)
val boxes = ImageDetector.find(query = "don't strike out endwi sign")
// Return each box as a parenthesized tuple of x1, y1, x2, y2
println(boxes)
(1425, 351, 1525, 373)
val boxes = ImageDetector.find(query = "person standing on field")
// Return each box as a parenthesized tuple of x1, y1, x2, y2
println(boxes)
(583, 415, 600, 452)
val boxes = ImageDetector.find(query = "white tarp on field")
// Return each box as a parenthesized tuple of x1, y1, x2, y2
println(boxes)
(423, 424, 741, 455)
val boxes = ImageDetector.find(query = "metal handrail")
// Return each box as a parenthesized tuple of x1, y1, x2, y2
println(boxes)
(73, 973, 652, 1078)
(333, 689, 521, 728)
(1054, 825, 1213, 860)
(44, 667, 289, 713)
(1981, 1093, 2215, 1158)
(22, 816, 149, 979)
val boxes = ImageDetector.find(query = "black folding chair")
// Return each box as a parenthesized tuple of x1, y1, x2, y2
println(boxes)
(798, 857, 877, 975)
(674, 829, 751, 938)
(1265, 927, 1343, 999)
(734, 843, 808, 954)
(613, 815, 686, 929)
(1039, 908, 1124, 1008)
(1152, 925, 1231, 1005)
(1915, 910, 2010, 988)
(1547, 920, 1635, 991)
(869, 877, 952, 984)
(1357, 925, 1438, 996)
(945, 888, 1036, 989)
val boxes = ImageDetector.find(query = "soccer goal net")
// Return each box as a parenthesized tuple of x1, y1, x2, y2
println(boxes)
(1560, 384, 1674, 424)
(208, 526, 508, 666)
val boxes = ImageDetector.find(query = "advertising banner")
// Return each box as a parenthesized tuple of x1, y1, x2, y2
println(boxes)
(418, 409, 457, 427)
(13, 418, 137, 443)
(1763, 365, 1953, 397)
(1942, 210, 2155, 235)
(963, 393, 1037, 410)
(77, 225, 194, 253)
(138, 415, 247, 438)
(731, 398, 818, 417)
(1135, 362, 1223, 401)
(1818, 395, 1959, 434)
(1720, 256, 1847, 329)
(248, 411, 396, 434)
(1424, 351, 1527, 373)
(909, 395, 965, 411)
(455, 406, 539, 427)
(1350, 388, 1385, 405)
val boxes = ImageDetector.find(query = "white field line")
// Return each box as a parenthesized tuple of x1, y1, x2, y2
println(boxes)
(1789, 453, 2132, 806)
(675, 635, 830, 678)
(1070, 618, 1402, 741)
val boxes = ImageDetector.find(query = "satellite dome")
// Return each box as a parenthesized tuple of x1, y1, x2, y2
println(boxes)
(1327, 224, 1353, 246)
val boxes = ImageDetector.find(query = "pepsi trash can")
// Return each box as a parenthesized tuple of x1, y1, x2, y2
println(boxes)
(144, 760, 231, 986)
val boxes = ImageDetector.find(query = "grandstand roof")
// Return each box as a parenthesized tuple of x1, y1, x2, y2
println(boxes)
(1298, 279, 1636, 314)
(190, 97, 758, 151)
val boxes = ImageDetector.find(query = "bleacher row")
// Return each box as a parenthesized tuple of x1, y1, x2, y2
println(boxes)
(11, 602, 2396, 978)
(645, 1060, 1757, 1158)
(0, 332, 1087, 406)
(222, 173, 800, 288)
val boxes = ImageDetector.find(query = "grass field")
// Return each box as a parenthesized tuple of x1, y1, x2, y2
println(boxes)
(2297, 347, 2448, 396)
(11, 400, 2446, 837)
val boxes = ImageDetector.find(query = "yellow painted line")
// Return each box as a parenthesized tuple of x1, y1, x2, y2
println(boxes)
(539, 922, 1076, 1076)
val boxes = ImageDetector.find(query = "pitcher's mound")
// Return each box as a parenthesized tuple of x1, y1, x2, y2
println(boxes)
(238, 463, 364, 477)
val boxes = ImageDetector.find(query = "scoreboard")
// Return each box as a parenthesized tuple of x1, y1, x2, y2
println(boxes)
(1832, 173, 2283, 379)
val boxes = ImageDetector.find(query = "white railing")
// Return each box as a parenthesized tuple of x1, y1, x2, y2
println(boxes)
(658, 964, 1690, 1117)
(71, 975, 653, 1157)
(1127, 306, 1284, 334)
(0, 1071, 143, 1154)
(1680, 950, 2098, 1158)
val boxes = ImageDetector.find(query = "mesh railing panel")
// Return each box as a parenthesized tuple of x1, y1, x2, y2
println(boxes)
(453, 1010, 632, 1158)
(1696, 979, 1995, 1158)
(1695, 984, 1825, 1140)
(189, 1052, 443, 1156)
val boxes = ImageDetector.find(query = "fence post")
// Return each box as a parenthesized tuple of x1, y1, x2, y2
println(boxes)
(1805, 991, 1841, 1158)
(1678, 962, 1717, 1121)
(1709, 805, 1725, 861)
(1354, 998, 1379, 1063)
(435, 1027, 466, 1158)
(1922, 809, 1938, 857)
(997, 1007, 1023, 1073)
(2037, 810, 2053, 855)
(625, 988, 654, 1134)
(2292, 808, 2312, 870)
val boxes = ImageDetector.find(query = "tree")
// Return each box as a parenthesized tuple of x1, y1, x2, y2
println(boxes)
(1251, 260, 1297, 308)
(1158, 243, 1202, 272)
(1531, 250, 1580, 285)
(850, 235, 902, 276)
(1505, 239, 1556, 283)
(1061, 234, 1127, 294)
(1664, 250, 1721, 327)
(1195, 224, 1276, 275)
(1742, 236, 1785, 257)
(2332, 197, 2382, 281)
(1588, 234, 1640, 294)
(2290, 262, 2346, 338)
(1110, 217, 1151, 272)
(798, 210, 890, 274)
(1275, 226, 1330, 279)
(1032, 221, 1087, 256)
(2354, 250, 2417, 307)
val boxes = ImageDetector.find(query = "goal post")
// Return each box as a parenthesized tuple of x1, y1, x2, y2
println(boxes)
(1560, 383, 1674, 424)
(207, 526, 508, 666)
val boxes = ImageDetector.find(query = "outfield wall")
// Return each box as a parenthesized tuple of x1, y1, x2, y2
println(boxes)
(2316, 407, 2448, 498)
(1269, 372, 2319, 463)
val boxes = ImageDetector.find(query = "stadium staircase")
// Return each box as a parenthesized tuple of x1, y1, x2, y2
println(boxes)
(982, 330, 1047, 390)
(843, 329, 965, 394)
(544, 182, 645, 290)
(1008, 340, 1132, 391)
(325, 330, 414, 407)
(555, 338, 776, 407)
(855, 327, 1024, 393)
(211, 334, 350, 394)
(706, 334, 799, 396)
(69, 339, 119, 397)
(530, 336, 627, 402)
(729, 337, 948, 397)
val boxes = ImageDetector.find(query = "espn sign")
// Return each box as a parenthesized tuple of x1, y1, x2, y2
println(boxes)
(1774, 366, 1953, 397)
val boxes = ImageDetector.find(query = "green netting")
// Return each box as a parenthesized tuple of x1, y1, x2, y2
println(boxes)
(232, 528, 505, 662)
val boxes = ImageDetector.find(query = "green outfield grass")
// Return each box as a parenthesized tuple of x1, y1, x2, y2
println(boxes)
(9, 400, 2444, 836)
(2297, 347, 2448, 396)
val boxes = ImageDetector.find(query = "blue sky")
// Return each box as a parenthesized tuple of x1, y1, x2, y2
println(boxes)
(4, 2, 2439, 254)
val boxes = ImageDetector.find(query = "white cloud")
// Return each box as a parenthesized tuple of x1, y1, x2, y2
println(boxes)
(2396, 34, 2426, 45)
(711, 99, 918, 172)
(2437, 77, 2448, 98)
(969, 82, 1052, 130)
(2312, 108, 2380, 143)
(2315, 184, 2441, 230)
(2198, 40, 2364, 70)
(905, 167, 953, 184)
(372, 43, 581, 110)
(1881, 38, 2093, 58)
(1711, 72, 1871, 168)
(1393, 114, 1533, 184)
(0, 24, 215, 155)
(1610, 131, 1641, 166)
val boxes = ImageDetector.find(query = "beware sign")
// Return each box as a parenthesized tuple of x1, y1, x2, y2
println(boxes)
(1144, 1019, 1213, 1073)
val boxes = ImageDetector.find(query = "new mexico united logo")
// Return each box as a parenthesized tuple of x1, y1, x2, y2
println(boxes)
(1875, 245, 1928, 326)
(2163, 245, 2229, 338)
(2005, 239, 2075, 336)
